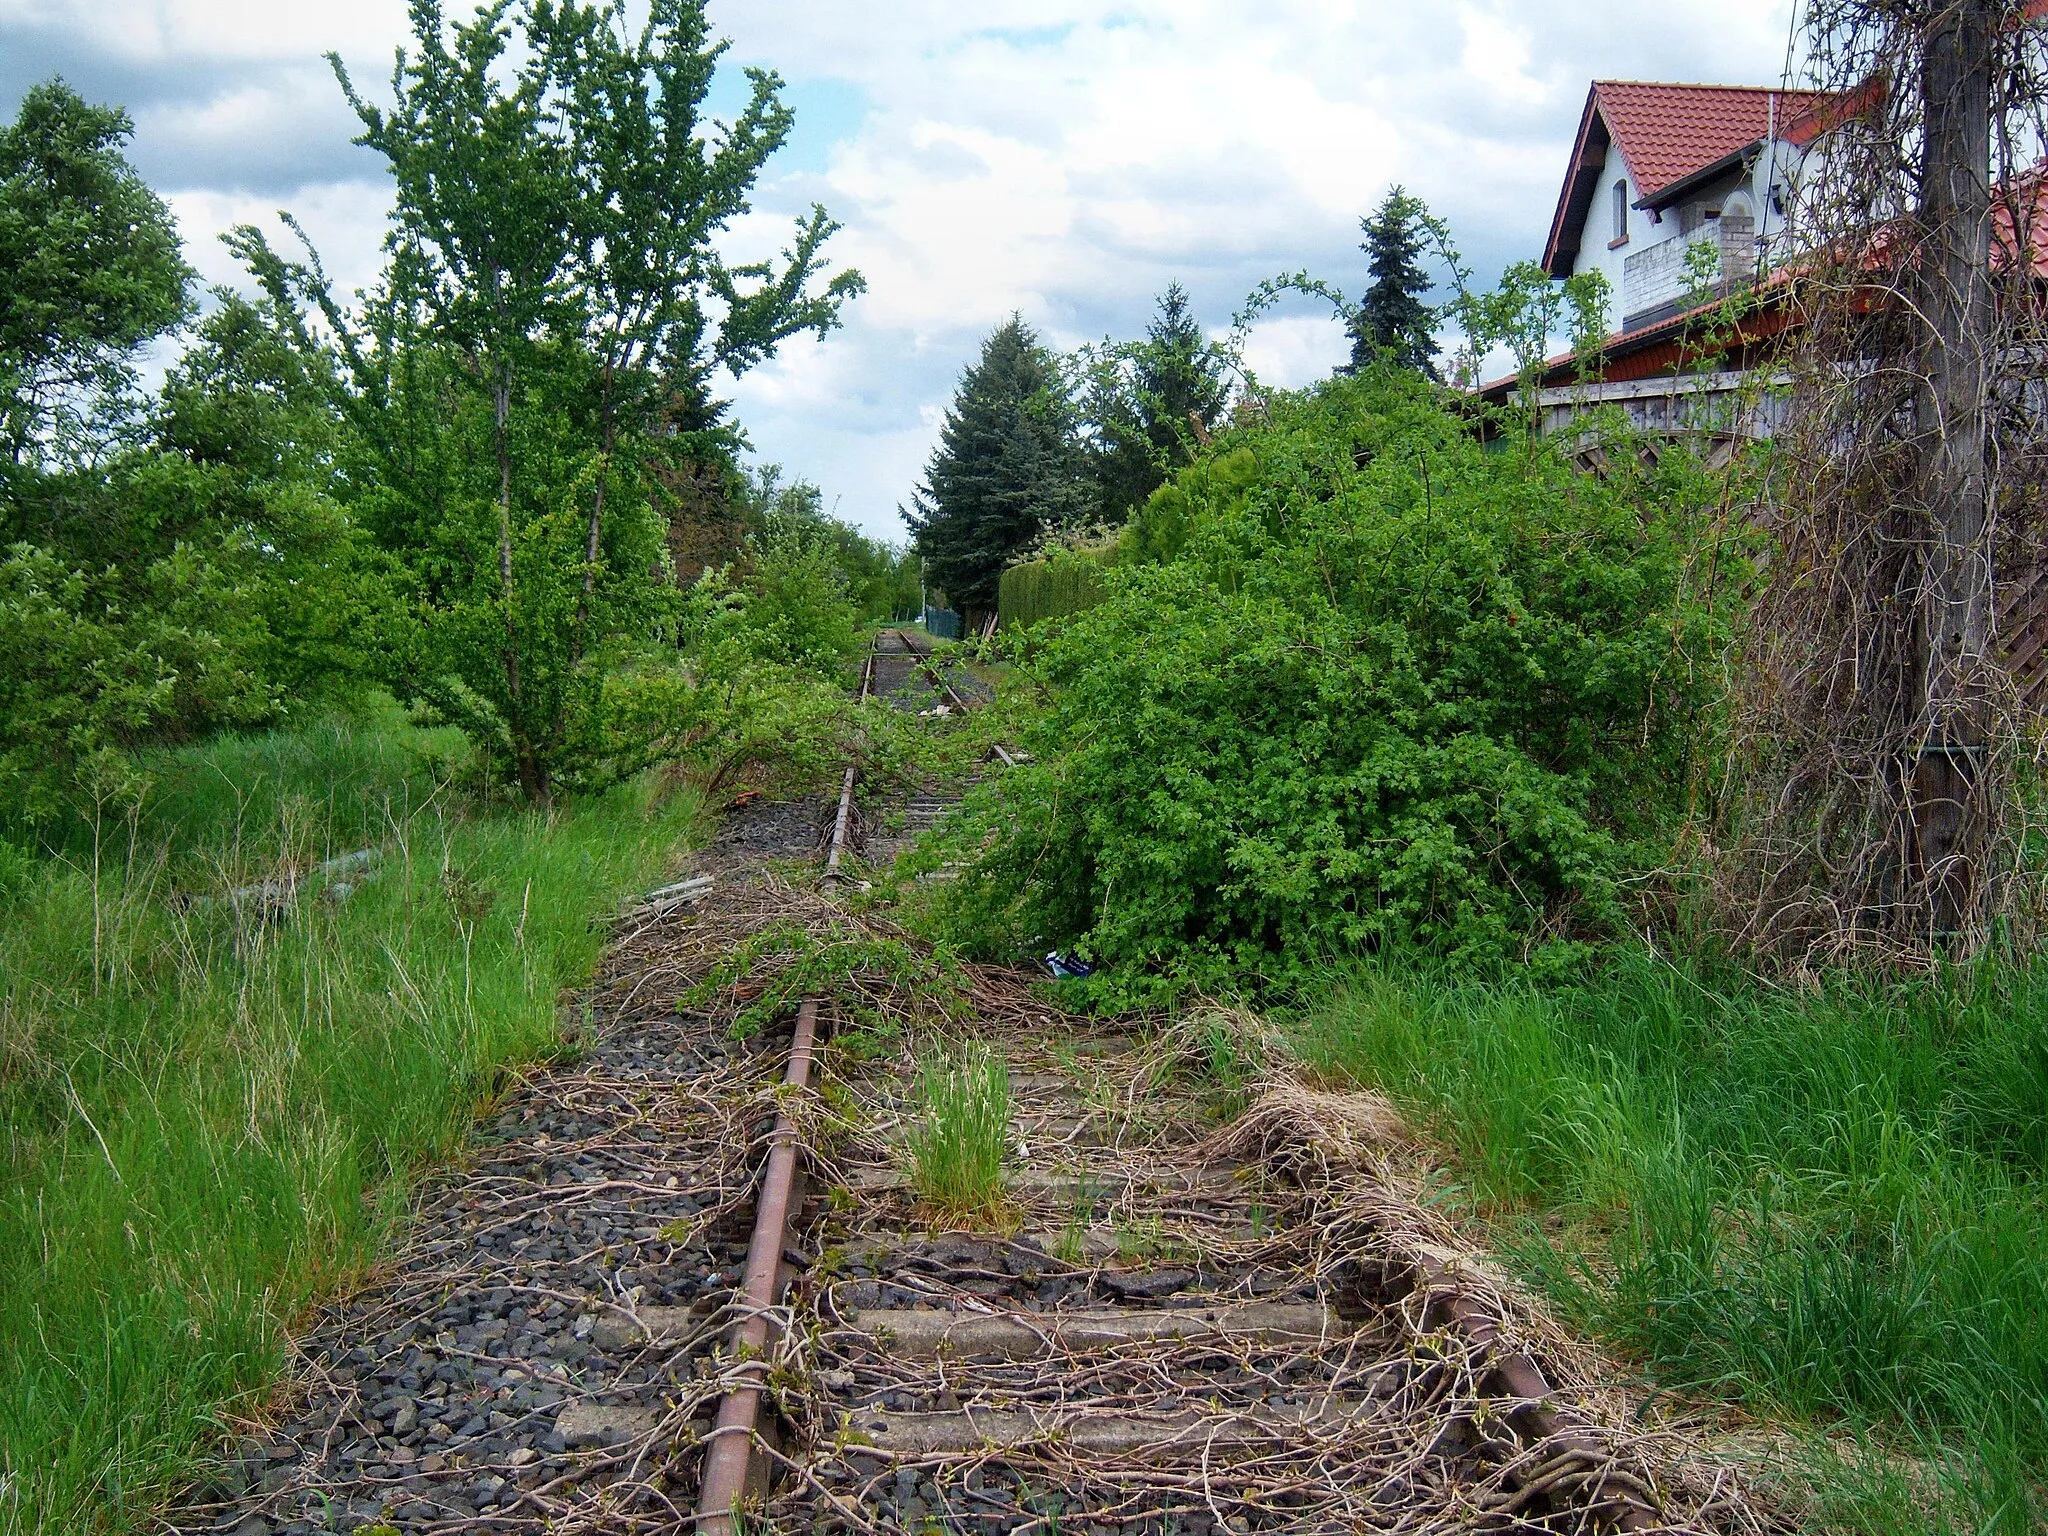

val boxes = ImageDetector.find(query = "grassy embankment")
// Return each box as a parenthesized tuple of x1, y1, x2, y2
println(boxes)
(1294, 953, 2048, 1531)
(0, 701, 705, 1534)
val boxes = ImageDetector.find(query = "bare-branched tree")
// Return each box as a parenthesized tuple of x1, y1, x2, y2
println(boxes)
(1722, 0, 2048, 961)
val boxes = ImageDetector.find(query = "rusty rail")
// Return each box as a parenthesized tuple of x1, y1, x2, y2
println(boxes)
(897, 627, 1018, 766)
(695, 632, 1007, 1527)
(822, 647, 874, 885)
(695, 643, 873, 1533)
(693, 996, 820, 1530)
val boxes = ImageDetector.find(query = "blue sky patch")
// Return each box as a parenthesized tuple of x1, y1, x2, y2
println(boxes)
(703, 69, 870, 177)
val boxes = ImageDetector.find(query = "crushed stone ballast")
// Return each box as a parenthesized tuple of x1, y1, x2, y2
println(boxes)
(168, 628, 1778, 1536)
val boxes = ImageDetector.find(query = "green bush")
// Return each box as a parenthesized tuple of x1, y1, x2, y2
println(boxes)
(739, 511, 864, 676)
(998, 544, 1111, 629)
(921, 370, 1739, 988)
(0, 542, 269, 828)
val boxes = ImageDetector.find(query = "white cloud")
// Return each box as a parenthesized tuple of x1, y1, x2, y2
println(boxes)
(0, 0, 410, 63)
(4, 0, 1800, 539)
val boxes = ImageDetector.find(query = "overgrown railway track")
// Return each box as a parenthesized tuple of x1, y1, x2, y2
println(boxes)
(169, 627, 1779, 1536)
(695, 631, 1767, 1534)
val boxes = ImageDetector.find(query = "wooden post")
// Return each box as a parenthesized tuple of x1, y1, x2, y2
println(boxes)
(1910, 0, 1998, 938)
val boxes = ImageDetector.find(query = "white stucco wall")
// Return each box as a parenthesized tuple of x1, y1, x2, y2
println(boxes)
(1571, 133, 1810, 337)
(1571, 138, 1667, 334)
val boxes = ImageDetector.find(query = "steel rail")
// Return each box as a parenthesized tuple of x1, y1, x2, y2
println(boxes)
(696, 639, 1642, 1531)
(695, 640, 874, 1534)
(897, 628, 1019, 767)
(904, 634, 973, 713)
(823, 646, 875, 884)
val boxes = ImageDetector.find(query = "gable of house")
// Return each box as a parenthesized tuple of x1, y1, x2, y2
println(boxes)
(1542, 81, 1835, 336)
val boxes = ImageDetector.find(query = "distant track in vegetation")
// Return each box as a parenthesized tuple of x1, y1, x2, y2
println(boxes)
(168, 629, 1780, 1536)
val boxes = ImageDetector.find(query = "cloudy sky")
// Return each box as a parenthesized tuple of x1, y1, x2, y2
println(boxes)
(1, 0, 1799, 539)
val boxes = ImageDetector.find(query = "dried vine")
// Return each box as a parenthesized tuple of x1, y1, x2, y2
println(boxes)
(1720, 0, 2048, 961)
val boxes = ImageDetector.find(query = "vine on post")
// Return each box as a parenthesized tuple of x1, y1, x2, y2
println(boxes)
(1719, 0, 2048, 962)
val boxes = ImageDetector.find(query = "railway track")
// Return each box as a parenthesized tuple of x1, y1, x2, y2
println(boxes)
(170, 627, 1775, 1536)
(692, 631, 1759, 1534)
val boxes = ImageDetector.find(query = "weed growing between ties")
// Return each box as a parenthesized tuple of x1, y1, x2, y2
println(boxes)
(0, 712, 706, 1534)
(1292, 950, 2048, 1531)
(683, 917, 972, 1057)
(904, 1043, 1013, 1222)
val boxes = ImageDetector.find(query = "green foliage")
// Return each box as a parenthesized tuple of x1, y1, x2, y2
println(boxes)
(1275, 195, 1607, 398)
(0, 837, 35, 905)
(0, 712, 705, 1534)
(998, 543, 1113, 630)
(0, 79, 191, 471)
(1295, 950, 2048, 1531)
(922, 369, 1737, 989)
(737, 513, 861, 674)
(521, 566, 853, 796)
(0, 542, 269, 827)
(682, 918, 969, 1046)
(1418, 211, 1609, 396)
(1117, 446, 1261, 567)
(0, 86, 384, 835)
(319, 0, 861, 799)
(1079, 283, 1231, 523)
(904, 1043, 1012, 1220)
(1348, 186, 1437, 376)
(743, 465, 920, 625)
(905, 315, 1087, 616)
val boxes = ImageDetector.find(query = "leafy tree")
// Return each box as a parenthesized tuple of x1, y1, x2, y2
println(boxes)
(905, 316, 1085, 617)
(745, 465, 919, 621)
(1083, 283, 1229, 523)
(318, 0, 861, 799)
(532, 0, 863, 637)
(1347, 186, 1437, 376)
(0, 81, 190, 479)
(0, 86, 377, 829)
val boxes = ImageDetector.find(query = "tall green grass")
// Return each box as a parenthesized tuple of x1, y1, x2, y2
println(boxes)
(0, 706, 705, 1533)
(904, 1043, 1012, 1220)
(1294, 953, 2048, 1531)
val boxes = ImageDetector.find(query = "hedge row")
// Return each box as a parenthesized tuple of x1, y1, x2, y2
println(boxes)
(998, 553, 1109, 629)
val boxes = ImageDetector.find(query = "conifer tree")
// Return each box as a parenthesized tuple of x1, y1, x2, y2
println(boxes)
(1085, 282, 1228, 522)
(904, 316, 1084, 617)
(1348, 186, 1437, 376)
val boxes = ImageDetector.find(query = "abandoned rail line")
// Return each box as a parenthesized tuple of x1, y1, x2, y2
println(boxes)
(169, 627, 1777, 1536)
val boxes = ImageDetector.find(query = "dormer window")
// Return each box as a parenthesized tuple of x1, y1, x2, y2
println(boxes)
(1610, 178, 1630, 247)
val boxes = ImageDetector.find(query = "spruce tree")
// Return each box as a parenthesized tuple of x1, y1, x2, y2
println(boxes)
(905, 316, 1084, 617)
(1086, 283, 1228, 522)
(1348, 186, 1437, 376)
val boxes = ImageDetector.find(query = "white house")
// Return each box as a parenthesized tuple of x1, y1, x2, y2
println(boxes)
(1543, 80, 1830, 337)
(1479, 80, 1841, 442)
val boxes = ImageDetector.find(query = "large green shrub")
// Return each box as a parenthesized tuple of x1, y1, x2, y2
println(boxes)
(998, 544, 1113, 629)
(924, 370, 1738, 987)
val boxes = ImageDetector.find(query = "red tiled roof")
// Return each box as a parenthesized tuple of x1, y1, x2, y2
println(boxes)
(1542, 81, 1842, 277)
(1594, 82, 1834, 204)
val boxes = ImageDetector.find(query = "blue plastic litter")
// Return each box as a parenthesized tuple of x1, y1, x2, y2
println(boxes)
(1043, 951, 1093, 979)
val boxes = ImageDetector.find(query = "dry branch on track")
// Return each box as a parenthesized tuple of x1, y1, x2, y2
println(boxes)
(761, 955, 1785, 1534)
